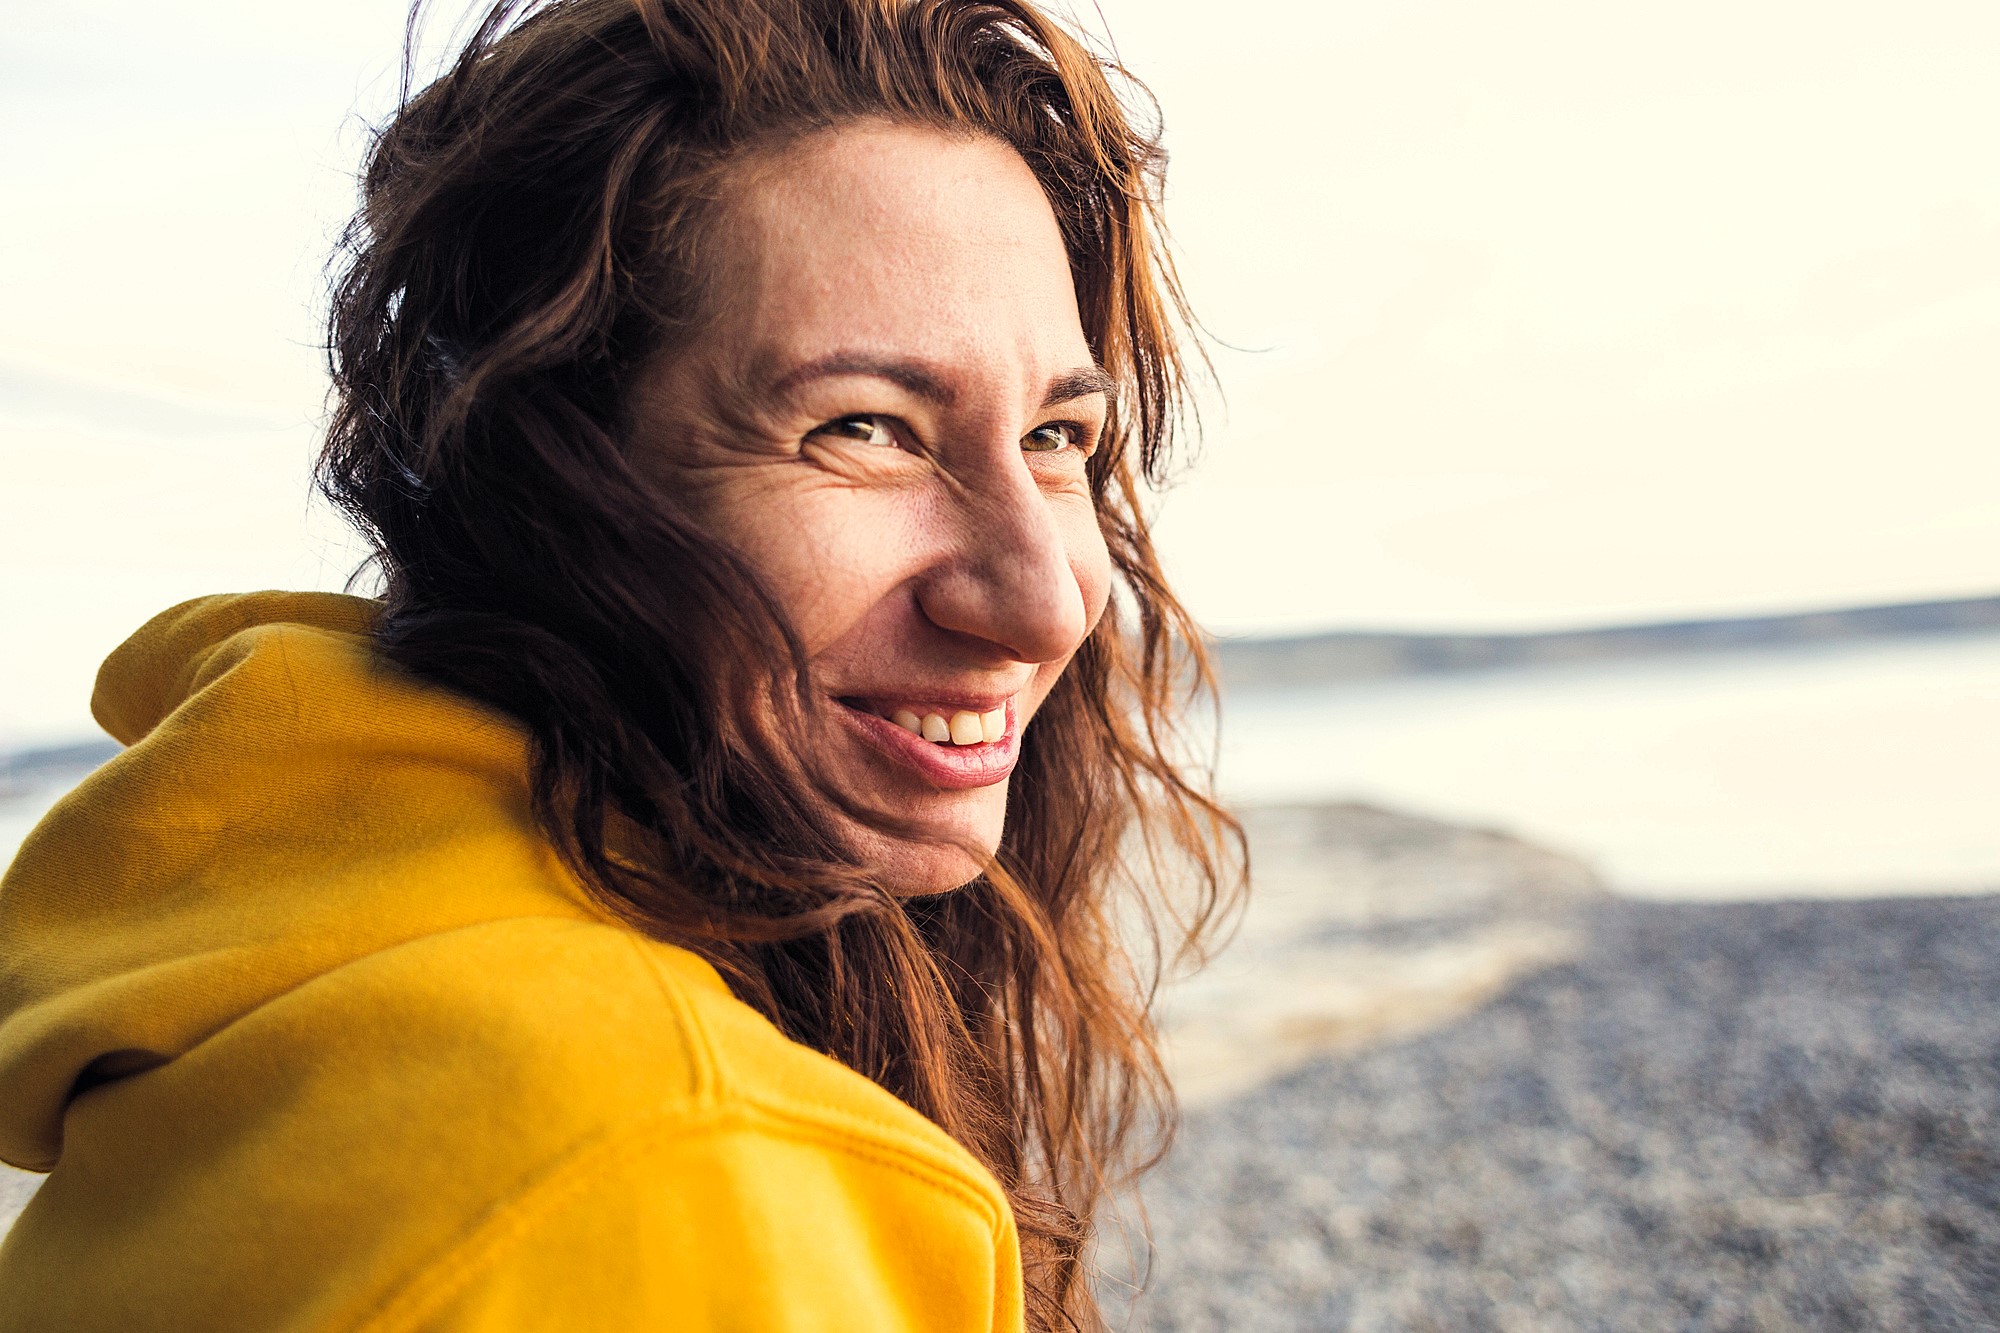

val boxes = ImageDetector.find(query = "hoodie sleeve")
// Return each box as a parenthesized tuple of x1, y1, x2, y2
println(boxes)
(370, 1113, 1025, 1333)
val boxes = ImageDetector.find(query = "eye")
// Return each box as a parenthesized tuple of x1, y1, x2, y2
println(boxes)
(1022, 421, 1087, 454)
(806, 414, 899, 448)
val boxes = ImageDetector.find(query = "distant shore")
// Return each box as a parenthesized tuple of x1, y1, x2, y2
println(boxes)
(1214, 592, 2000, 690)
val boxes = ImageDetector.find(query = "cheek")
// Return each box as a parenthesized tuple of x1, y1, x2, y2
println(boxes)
(714, 481, 924, 653)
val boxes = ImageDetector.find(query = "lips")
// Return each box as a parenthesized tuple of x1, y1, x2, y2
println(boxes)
(835, 696, 1019, 791)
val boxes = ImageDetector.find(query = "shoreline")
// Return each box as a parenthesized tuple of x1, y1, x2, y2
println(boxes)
(1213, 594, 2000, 690)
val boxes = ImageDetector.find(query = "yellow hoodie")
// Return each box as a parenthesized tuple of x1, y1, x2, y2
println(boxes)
(0, 593, 1024, 1332)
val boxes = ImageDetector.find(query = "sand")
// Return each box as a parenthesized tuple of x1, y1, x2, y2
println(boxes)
(1110, 893, 2000, 1331)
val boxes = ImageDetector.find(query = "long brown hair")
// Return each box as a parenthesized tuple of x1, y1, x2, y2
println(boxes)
(319, 1, 1243, 1326)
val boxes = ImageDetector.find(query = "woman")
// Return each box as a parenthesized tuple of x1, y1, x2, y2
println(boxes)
(0, 1, 1240, 1328)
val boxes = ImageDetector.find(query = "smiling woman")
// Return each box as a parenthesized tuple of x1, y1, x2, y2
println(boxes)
(0, 2, 1240, 1331)
(627, 125, 1119, 894)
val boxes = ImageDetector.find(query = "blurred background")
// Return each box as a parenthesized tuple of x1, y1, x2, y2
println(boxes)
(3, 0, 1996, 894)
(3, 1, 1997, 1325)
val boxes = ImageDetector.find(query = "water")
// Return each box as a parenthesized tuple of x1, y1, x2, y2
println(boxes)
(1218, 632, 2000, 899)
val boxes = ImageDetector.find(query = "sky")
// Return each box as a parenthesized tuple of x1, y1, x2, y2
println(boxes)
(3, 0, 1997, 745)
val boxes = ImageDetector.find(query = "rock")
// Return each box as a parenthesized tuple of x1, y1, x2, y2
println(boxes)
(1159, 802, 1607, 1107)
(1232, 802, 1607, 930)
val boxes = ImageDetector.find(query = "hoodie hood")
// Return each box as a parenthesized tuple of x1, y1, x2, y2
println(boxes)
(0, 592, 601, 1171)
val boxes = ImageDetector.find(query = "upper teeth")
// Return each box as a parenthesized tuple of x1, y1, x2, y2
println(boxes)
(889, 706, 1007, 745)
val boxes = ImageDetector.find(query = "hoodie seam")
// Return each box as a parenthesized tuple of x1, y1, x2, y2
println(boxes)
(626, 933, 722, 1106)
(730, 1096, 1007, 1224)
(616, 936, 1000, 1216)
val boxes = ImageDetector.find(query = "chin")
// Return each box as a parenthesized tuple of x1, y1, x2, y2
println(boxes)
(881, 847, 990, 897)
(847, 796, 1007, 897)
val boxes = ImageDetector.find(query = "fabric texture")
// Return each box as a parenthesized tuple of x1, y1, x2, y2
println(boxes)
(0, 592, 1024, 1332)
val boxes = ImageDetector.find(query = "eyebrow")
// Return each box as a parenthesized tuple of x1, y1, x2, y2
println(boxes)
(1041, 364, 1118, 410)
(767, 353, 1117, 412)
(770, 354, 958, 407)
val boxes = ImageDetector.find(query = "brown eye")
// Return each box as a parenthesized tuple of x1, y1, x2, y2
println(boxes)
(1022, 422, 1083, 453)
(807, 414, 897, 448)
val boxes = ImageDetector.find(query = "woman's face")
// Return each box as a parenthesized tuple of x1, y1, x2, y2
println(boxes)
(631, 124, 1113, 894)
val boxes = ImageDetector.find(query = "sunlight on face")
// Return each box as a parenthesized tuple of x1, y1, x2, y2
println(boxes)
(631, 124, 1114, 893)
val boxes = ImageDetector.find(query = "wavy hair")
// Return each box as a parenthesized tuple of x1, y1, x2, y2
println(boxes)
(319, 1, 1243, 1325)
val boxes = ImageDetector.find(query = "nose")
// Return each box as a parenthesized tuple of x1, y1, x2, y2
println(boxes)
(914, 454, 1091, 665)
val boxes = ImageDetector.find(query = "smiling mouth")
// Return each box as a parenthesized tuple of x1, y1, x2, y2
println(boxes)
(834, 696, 1018, 790)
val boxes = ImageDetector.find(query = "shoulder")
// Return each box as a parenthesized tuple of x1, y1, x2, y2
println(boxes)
(331, 914, 1004, 1214)
(329, 916, 1020, 1331)
(360, 1054, 1021, 1332)
(306, 917, 1017, 1328)
(1, 916, 1022, 1332)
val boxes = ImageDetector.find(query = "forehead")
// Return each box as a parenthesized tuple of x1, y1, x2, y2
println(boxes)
(713, 123, 1088, 377)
